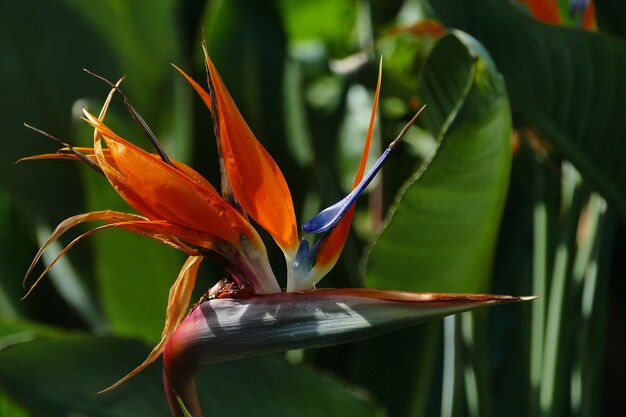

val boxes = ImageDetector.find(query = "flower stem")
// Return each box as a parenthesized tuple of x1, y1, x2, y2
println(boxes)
(163, 363, 202, 417)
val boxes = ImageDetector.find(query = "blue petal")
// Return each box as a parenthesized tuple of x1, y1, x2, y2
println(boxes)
(569, 0, 589, 16)
(302, 106, 425, 235)
(302, 147, 394, 234)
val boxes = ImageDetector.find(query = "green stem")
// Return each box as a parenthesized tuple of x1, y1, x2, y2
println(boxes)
(461, 310, 492, 417)
(572, 196, 614, 417)
(540, 162, 587, 417)
(530, 158, 549, 417)
(569, 194, 601, 415)
(441, 315, 464, 417)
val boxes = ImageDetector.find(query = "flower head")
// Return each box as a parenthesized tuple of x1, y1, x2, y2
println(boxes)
(515, 0, 596, 30)
(22, 44, 531, 417)
(22, 46, 414, 385)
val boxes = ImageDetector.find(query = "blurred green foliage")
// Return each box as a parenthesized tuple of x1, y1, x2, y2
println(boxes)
(0, 0, 624, 416)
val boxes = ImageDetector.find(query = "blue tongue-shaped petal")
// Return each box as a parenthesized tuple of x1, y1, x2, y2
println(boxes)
(303, 148, 393, 234)
(302, 107, 425, 235)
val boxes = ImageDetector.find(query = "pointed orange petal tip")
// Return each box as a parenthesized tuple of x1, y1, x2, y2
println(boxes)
(171, 63, 213, 109)
(306, 60, 384, 281)
(201, 48, 299, 254)
(386, 20, 446, 38)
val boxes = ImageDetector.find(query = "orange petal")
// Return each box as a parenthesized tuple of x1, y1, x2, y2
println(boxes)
(84, 111, 253, 245)
(100, 255, 203, 393)
(519, 0, 562, 25)
(386, 20, 446, 38)
(172, 63, 240, 208)
(194, 50, 299, 254)
(23, 211, 149, 296)
(17, 153, 87, 163)
(23, 210, 232, 300)
(581, 1, 596, 31)
(21, 147, 215, 194)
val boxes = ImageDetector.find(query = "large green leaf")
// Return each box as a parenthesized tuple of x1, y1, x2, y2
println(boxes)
(0, 394, 30, 417)
(0, 335, 384, 417)
(366, 32, 512, 294)
(199, 357, 384, 417)
(432, 0, 626, 220)
(355, 32, 511, 417)
(89, 229, 183, 343)
(0, 0, 116, 219)
(0, 336, 172, 416)
(0, 189, 35, 319)
(0, 317, 62, 340)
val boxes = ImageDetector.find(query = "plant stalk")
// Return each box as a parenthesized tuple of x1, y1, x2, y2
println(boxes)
(540, 162, 587, 417)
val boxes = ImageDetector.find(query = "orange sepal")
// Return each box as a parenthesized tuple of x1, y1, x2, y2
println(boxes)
(520, 0, 562, 25)
(20, 147, 216, 194)
(22, 211, 207, 298)
(581, 1, 596, 31)
(84, 111, 253, 245)
(198, 49, 299, 254)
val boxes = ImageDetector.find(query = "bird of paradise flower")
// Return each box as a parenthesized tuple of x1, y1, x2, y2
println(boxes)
(22, 42, 532, 417)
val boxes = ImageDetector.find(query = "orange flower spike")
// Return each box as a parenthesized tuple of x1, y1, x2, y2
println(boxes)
(201, 47, 299, 256)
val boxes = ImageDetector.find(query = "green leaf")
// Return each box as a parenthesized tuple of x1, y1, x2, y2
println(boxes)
(176, 395, 194, 417)
(0, 189, 35, 318)
(0, 336, 171, 417)
(0, 0, 116, 219)
(366, 32, 512, 294)
(432, 0, 626, 220)
(34, 222, 108, 332)
(0, 335, 384, 417)
(198, 357, 385, 417)
(0, 393, 30, 417)
(0, 317, 62, 341)
(351, 323, 441, 417)
(90, 230, 183, 343)
(356, 32, 511, 417)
